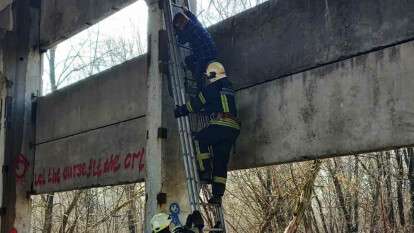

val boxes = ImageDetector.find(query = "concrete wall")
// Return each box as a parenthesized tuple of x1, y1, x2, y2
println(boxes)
(34, 117, 146, 193)
(40, 0, 137, 48)
(231, 40, 414, 169)
(36, 55, 147, 144)
(210, 0, 414, 90)
(33, 56, 147, 193)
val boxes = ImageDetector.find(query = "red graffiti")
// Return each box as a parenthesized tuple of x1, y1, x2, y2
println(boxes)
(104, 154, 121, 173)
(47, 167, 61, 184)
(124, 149, 145, 171)
(9, 228, 17, 233)
(15, 154, 29, 182)
(34, 171, 46, 186)
(34, 148, 145, 188)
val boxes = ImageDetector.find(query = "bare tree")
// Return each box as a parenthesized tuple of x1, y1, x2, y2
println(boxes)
(283, 160, 321, 233)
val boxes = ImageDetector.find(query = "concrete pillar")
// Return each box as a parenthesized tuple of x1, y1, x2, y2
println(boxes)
(144, 0, 164, 230)
(0, 0, 41, 232)
(144, 0, 190, 232)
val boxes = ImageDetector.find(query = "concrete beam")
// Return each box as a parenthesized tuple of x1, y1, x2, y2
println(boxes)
(33, 55, 147, 193)
(231, 41, 414, 169)
(210, 0, 414, 90)
(36, 40, 414, 177)
(33, 117, 146, 194)
(36, 55, 147, 144)
(39, 0, 137, 48)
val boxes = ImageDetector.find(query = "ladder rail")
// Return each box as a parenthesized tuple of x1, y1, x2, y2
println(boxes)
(167, 1, 204, 196)
(168, 28, 202, 201)
(163, 0, 200, 211)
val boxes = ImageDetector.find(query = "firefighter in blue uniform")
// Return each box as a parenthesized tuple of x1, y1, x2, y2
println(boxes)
(174, 62, 240, 205)
(173, 7, 218, 89)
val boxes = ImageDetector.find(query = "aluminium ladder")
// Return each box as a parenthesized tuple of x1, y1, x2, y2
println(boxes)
(162, 0, 226, 232)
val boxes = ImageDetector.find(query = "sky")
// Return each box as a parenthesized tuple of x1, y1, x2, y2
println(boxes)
(42, 1, 148, 94)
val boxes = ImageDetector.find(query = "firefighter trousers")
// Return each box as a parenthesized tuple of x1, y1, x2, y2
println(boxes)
(194, 124, 239, 197)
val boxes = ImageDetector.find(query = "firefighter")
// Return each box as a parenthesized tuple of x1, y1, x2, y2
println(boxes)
(174, 62, 240, 205)
(173, 7, 218, 89)
(150, 211, 204, 233)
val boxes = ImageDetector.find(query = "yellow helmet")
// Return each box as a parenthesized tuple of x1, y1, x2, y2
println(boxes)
(150, 213, 172, 233)
(205, 62, 227, 83)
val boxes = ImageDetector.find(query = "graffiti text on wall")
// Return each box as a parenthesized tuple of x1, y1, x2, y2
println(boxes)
(34, 148, 145, 187)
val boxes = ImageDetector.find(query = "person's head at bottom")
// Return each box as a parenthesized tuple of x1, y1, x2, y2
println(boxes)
(151, 211, 204, 233)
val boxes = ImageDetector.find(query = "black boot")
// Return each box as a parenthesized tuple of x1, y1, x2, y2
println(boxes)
(212, 221, 223, 232)
(199, 171, 212, 184)
(208, 196, 222, 205)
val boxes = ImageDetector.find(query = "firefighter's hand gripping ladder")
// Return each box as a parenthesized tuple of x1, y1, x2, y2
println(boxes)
(162, 0, 226, 232)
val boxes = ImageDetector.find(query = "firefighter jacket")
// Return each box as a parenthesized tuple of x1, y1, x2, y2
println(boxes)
(184, 77, 240, 130)
(176, 10, 218, 65)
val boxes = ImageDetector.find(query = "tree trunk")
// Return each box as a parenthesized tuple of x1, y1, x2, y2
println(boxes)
(369, 157, 381, 233)
(384, 152, 396, 229)
(329, 160, 352, 233)
(42, 194, 54, 233)
(48, 46, 57, 91)
(59, 191, 83, 233)
(407, 148, 414, 228)
(126, 185, 137, 233)
(283, 160, 321, 233)
(85, 190, 95, 233)
(42, 45, 58, 233)
(310, 207, 321, 233)
(313, 191, 329, 233)
(352, 156, 359, 232)
(395, 149, 405, 227)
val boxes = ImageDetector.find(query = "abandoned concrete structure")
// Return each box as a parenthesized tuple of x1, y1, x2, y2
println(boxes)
(1, 0, 414, 232)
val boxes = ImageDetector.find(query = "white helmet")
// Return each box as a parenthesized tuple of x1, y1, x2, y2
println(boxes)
(205, 62, 227, 83)
(150, 213, 172, 233)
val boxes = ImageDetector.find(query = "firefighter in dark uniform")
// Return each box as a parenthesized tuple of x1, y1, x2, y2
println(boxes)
(174, 62, 240, 205)
(173, 7, 218, 89)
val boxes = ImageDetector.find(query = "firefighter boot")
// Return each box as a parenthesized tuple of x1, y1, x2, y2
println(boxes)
(208, 196, 222, 205)
(199, 170, 212, 184)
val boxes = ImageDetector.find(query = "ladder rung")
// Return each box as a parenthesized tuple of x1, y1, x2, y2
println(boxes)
(171, 3, 182, 8)
(199, 202, 222, 207)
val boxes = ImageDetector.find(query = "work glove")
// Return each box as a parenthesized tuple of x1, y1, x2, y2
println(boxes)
(174, 105, 189, 118)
